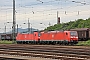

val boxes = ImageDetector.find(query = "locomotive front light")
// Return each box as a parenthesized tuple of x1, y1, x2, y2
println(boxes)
(70, 36, 74, 38)
(75, 37, 78, 38)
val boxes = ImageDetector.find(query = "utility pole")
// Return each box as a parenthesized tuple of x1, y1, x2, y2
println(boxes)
(57, 11, 58, 24)
(49, 22, 51, 26)
(5, 26, 6, 40)
(5, 26, 6, 34)
(13, 0, 16, 43)
(28, 18, 30, 33)
(57, 11, 60, 24)
(17, 24, 18, 34)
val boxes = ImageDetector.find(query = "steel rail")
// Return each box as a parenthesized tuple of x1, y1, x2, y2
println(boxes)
(0, 51, 88, 60)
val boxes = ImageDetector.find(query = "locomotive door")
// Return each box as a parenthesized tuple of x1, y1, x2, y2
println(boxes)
(64, 32, 68, 41)
(34, 32, 39, 41)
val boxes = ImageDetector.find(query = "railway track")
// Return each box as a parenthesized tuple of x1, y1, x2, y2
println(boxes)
(0, 44, 90, 60)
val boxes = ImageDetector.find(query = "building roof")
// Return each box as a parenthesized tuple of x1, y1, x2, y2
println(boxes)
(70, 28, 90, 31)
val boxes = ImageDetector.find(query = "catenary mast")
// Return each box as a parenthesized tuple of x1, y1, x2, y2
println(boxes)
(13, 0, 16, 43)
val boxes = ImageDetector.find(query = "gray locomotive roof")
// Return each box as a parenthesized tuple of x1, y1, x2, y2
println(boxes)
(70, 28, 90, 31)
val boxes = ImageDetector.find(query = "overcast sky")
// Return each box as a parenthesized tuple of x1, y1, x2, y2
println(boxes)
(0, 0, 90, 33)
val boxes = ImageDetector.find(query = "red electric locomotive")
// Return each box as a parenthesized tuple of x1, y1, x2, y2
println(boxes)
(16, 31, 78, 45)
(40, 31, 78, 45)
(16, 32, 39, 44)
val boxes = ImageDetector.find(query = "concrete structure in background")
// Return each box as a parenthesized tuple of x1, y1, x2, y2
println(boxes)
(57, 17, 60, 24)
(57, 11, 60, 24)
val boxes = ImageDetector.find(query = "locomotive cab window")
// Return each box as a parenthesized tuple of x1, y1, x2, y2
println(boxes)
(70, 31, 77, 36)
(35, 34, 36, 36)
(66, 32, 68, 35)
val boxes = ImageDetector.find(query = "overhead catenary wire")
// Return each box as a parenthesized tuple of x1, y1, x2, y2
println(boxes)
(0, 0, 89, 12)
(0, 0, 90, 32)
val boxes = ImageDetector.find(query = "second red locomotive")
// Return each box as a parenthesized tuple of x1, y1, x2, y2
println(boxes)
(16, 31, 78, 45)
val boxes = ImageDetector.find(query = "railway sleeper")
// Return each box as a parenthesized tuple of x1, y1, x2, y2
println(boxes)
(0, 48, 90, 56)
(0, 50, 90, 60)
(0, 51, 88, 60)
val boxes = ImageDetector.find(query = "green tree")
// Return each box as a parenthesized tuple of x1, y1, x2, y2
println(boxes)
(44, 18, 90, 31)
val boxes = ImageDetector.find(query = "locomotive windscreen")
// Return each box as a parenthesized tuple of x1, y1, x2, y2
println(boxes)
(70, 31, 77, 36)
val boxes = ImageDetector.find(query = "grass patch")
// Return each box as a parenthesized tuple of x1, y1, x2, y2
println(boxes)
(0, 40, 90, 45)
(77, 40, 90, 46)
(0, 40, 13, 44)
